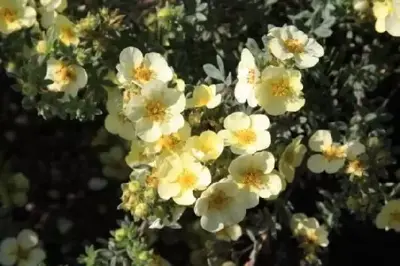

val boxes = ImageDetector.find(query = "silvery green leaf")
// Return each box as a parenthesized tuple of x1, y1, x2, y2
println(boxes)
(266, 0, 278, 5)
(364, 113, 377, 122)
(225, 72, 232, 86)
(246, 38, 261, 56)
(216, 55, 225, 77)
(314, 26, 333, 38)
(196, 2, 208, 12)
(203, 64, 224, 81)
(195, 12, 207, 22)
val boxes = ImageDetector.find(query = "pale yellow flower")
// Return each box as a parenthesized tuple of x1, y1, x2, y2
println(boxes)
(307, 130, 347, 174)
(124, 80, 186, 142)
(267, 25, 324, 69)
(228, 151, 283, 206)
(255, 66, 305, 116)
(157, 153, 211, 206)
(0, 229, 46, 266)
(44, 58, 87, 99)
(278, 136, 307, 183)
(144, 121, 191, 155)
(0, 0, 36, 34)
(215, 224, 242, 241)
(53, 14, 79, 46)
(116, 46, 173, 87)
(125, 138, 156, 168)
(345, 140, 366, 177)
(376, 199, 400, 232)
(187, 84, 221, 109)
(185, 130, 224, 162)
(39, 0, 67, 28)
(373, 0, 400, 36)
(194, 179, 253, 232)
(290, 213, 329, 247)
(104, 89, 136, 140)
(218, 112, 271, 155)
(234, 48, 260, 107)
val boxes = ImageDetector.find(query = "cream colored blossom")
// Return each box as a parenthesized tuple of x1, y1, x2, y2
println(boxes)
(376, 199, 400, 232)
(54, 14, 79, 46)
(124, 80, 186, 142)
(185, 130, 224, 162)
(353, 0, 369, 12)
(39, 0, 67, 28)
(0, 229, 46, 266)
(278, 136, 307, 183)
(116, 46, 173, 86)
(307, 130, 347, 174)
(144, 121, 191, 155)
(104, 89, 136, 140)
(290, 213, 329, 247)
(255, 66, 304, 116)
(234, 48, 260, 107)
(44, 58, 87, 99)
(228, 151, 283, 206)
(157, 153, 211, 206)
(345, 140, 366, 177)
(187, 84, 221, 109)
(218, 112, 271, 155)
(125, 138, 156, 168)
(194, 179, 254, 232)
(0, 0, 36, 34)
(215, 224, 242, 241)
(267, 25, 324, 69)
(373, 0, 400, 36)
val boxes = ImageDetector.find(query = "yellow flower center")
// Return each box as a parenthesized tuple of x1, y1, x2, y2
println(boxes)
(242, 169, 263, 188)
(197, 93, 212, 106)
(208, 190, 231, 211)
(199, 140, 213, 154)
(322, 145, 346, 161)
(159, 134, 181, 151)
(177, 170, 197, 190)
(304, 229, 318, 244)
(60, 26, 76, 43)
(247, 68, 257, 84)
(284, 39, 305, 54)
(134, 65, 153, 84)
(145, 100, 166, 122)
(270, 78, 291, 97)
(234, 129, 257, 145)
(346, 160, 364, 177)
(0, 8, 17, 24)
(55, 65, 76, 84)
(145, 174, 159, 188)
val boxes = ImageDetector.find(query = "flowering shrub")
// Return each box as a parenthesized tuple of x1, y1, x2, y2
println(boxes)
(1, 0, 400, 265)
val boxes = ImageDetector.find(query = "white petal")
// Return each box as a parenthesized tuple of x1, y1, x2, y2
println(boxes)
(347, 140, 366, 159)
(247, 90, 259, 107)
(386, 14, 400, 37)
(254, 130, 271, 151)
(0, 238, 17, 266)
(194, 197, 209, 216)
(207, 94, 222, 109)
(73, 65, 88, 89)
(119, 47, 143, 68)
(136, 119, 161, 142)
(224, 112, 251, 130)
(20, 7, 37, 28)
(305, 38, 324, 57)
(160, 114, 184, 135)
(234, 82, 251, 104)
(294, 54, 319, 69)
(285, 97, 305, 112)
(259, 172, 283, 199)
(173, 190, 196, 206)
(252, 151, 275, 173)
(307, 154, 327, 174)
(28, 248, 46, 264)
(158, 182, 180, 200)
(269, 38, 293, 60)
(145, 52, 173, 83)
(325, 159, 345, 174)
(250, 114, 270, 130)
(200, 213, 225, 232)
(238, 189, 259, 209)
(17, 229, 39, 250)
(308, 130, 332, 152)
(225, 203, 246, 225)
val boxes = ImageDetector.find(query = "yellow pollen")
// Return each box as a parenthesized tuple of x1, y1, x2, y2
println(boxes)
(234, 129, 257, 145)
(346, 160, 364, 177)
(177, 170, 197, 190)
(145, 100, 166, 122)
(55, 65, 76, 84)
(145, 174, 159, 188)
(242, 169, 263, 188)
(197, 93, 212, 106)
(305, 229, 318, 244)
(208, 190, 231, 211)
(322, 145, 346, 161)
(0, 8, 17, 24)
(284, 39, 305, 54)
(134, 65, 153, 84)
(159, 134, 180, 151)
(199, 140, 213, 154)
(60, 26, 76, 43)
(247, 68, 257, 84)
(270, 78, 291, 97)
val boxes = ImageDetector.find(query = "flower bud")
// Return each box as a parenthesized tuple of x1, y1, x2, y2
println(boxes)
(134, 203, 149, 218)
(36, 40, 47, 54)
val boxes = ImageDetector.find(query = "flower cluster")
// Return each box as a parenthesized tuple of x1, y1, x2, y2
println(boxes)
(103, 25, 328, 234)
(290, 213, 329, 248)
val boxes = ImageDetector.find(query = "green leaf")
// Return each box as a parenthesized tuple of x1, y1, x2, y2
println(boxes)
(202, 64, 224, 81)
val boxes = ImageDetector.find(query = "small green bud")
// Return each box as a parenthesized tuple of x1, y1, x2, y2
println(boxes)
(138, 251, 149, 261)
(114, 228, 127, 242)
(143, 188, 157, 203)
(128, 181, 141, 193)
(134, 203, 149, 218)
